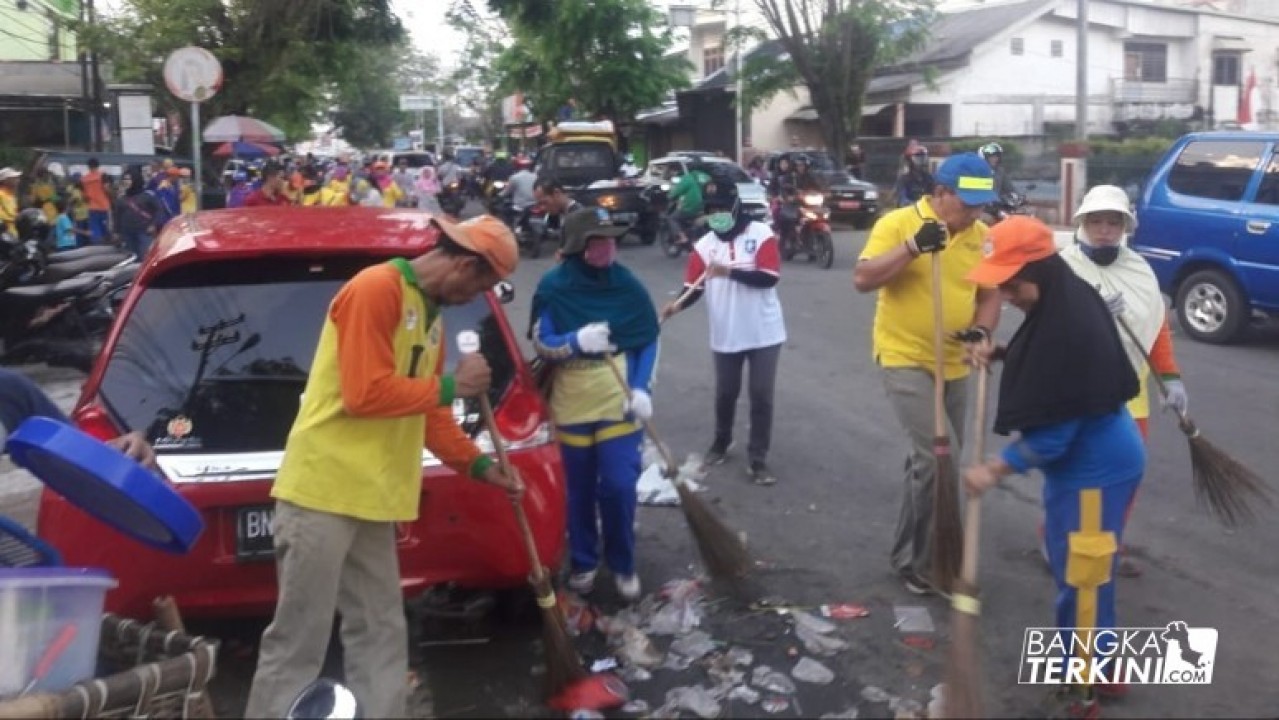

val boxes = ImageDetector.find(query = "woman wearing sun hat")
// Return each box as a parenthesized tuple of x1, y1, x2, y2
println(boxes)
(1056, 185, 1187, 578)
(963, 215, 1145, 717)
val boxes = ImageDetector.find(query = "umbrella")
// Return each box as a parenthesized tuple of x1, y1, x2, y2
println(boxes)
(211, 141, 279, 158)
(202, 115, 286, 143)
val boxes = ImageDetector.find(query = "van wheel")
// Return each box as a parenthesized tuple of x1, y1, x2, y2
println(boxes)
(1175, 269, 1246, 344)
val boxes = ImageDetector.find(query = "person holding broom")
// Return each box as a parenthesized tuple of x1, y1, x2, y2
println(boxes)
(246, 216, 524, 718)
(852, 152, 1002, 595)
(963, 216, 1144, 718)
(1056, 184, 1188, 579)
(532, 207, 659, 601)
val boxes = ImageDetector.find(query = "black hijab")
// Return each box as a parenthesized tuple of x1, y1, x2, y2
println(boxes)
(994, 254, 1139, 435)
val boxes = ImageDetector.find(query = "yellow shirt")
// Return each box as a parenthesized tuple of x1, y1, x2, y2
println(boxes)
(859, 198, 988, 380)
(180, 184, 197, 214)
(0, 188, 16, 234)
(320, 180, 350, 206)
(381, 181, 404, 208)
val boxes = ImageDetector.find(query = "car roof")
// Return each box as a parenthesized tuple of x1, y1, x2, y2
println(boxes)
(150, 207, 440, 266)
(1178, 131, 1279, 141)
(652, 155, 734, 164)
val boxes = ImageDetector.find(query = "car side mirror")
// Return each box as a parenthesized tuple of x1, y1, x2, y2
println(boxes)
(287, 680, 360, 719)
(494, 281, 515, 305)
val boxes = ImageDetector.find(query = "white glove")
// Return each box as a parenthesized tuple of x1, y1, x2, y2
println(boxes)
(625, 389, 653, 421)
(1104, 292, 1126, 318)
(575, 322, 614, 355)
(1162, 379, 1188, 416)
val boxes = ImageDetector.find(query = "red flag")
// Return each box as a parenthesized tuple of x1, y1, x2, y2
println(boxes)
(1239, 67, 1257, 124)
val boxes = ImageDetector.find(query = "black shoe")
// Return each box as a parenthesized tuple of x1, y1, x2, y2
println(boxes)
(900, 571, 936, 596)
(748, 461, 776, 486)
(703, 440, 733, 468)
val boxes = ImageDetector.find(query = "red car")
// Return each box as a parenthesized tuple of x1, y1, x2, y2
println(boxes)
(36, 207, 566, 619)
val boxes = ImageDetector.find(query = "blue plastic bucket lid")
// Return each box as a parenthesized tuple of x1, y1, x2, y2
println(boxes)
(0, 567, 117, 589)
(4, 417, 204, 554)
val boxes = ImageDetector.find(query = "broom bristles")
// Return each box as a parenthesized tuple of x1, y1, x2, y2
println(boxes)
(1187, 434, 1273, 527)
(675, 481, 752, 582)
(941, 579, 984, 718)
(531, 575, 587, 696)
(932, 449, 963, 594)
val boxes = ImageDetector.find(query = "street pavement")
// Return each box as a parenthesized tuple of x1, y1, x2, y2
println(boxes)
(4, 218, 1278, 717)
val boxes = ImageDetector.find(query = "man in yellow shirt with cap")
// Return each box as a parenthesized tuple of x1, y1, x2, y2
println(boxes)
(853, 152, 1003, 595)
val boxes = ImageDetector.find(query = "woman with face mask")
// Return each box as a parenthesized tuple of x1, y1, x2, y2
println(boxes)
(662, 182, 786, 486)
(964, 216, 1144, 716)
(1057, 185, 1187, 578)
(531, 208, 660, 601)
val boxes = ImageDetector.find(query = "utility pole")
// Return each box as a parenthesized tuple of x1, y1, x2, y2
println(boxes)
(1075, 0, 1088, 140)
(79, 0, 90, 150)
(734, 0, 745, 165)
(87, 0, 103, 151)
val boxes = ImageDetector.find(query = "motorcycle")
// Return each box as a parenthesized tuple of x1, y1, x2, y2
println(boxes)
(985, 191, 1029, 224)
(516, 203, 554, 259)
(484, 179, 508, 215)
(776, 191, 834, 269)
(1, 234, 137, 371)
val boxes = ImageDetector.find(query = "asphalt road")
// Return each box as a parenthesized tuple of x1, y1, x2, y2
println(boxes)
(4, 218, 1277, 718)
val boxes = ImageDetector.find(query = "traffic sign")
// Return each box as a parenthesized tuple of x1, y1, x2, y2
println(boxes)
(400, 95, 440, 111)
(163, 47, 223, 103)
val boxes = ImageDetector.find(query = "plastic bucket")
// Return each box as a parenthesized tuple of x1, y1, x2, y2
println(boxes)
(0, 568, 117, 696)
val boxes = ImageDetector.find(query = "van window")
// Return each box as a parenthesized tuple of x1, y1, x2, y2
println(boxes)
(1253, 152, 1279, 206)
(1167, 140, 1265, 202)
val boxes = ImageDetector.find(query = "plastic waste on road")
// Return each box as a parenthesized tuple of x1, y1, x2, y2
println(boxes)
(791, 656, 835, 685)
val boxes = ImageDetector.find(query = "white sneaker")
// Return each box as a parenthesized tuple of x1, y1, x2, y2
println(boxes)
(615, 574, 641, 602)
(567, 568, 597, 595)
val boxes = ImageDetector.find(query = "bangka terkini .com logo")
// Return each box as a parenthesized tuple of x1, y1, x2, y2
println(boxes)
(1019, 622, 1217, 685)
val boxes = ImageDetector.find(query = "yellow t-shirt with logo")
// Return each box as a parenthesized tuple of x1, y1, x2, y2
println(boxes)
(859, 198, 989, 380)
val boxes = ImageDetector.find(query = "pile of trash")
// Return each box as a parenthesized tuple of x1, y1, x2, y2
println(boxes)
(635, 442, 705, 506)
(564, 579, 882, 718)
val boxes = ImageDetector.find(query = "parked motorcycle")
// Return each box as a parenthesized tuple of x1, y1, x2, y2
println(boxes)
(985, 191, 1030, 224)
(776, 191, 834, 269)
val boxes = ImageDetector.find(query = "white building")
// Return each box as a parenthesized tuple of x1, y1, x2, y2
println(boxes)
(870, 0, 1279, 137)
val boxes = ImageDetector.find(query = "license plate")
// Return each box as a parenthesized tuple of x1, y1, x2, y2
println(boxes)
(235, 504, 276, 561)
(838, 200, 860, 210)
(610, 212, 637, 224)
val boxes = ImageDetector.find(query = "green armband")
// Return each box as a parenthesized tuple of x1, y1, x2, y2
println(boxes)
(469, 455, 494, 479)
(439, 375, 456, 406)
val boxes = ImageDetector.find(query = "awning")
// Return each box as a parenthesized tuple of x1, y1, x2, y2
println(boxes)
(1212, 36, 1253, 53)
(635, 105, 680, 126)
(866, 72, 923, 94)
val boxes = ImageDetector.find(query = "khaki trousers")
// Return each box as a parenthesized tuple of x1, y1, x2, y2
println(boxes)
(245, 501, 408, 718)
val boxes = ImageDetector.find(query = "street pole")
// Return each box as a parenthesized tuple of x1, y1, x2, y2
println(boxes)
(88, 0, 103, 151)
(1075, 0, 1088, 140)
(191, 101, 202, 211)
(436, 99, 444, 154)
(63, 101, 71, 149)
(734, 0, 744, 165)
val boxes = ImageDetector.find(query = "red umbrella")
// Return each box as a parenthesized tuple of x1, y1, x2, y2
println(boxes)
(211, 141, 280, 158)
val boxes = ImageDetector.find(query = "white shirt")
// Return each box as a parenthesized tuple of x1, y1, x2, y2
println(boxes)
(684, 221, 786, 353)
(505, 169, 538, 209)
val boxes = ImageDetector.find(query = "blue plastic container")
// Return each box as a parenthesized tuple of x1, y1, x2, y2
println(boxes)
(0, 567, 117, 696)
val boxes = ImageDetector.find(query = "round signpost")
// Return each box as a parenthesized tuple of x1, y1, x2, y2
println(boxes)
(163, 47, 223, 211)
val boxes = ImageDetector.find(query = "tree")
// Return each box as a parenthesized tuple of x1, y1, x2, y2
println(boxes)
(82, 0, 405, 142)
(486, 0, 692, 123)
(444, 1, 511, 143)
(748, 0, 935, 154)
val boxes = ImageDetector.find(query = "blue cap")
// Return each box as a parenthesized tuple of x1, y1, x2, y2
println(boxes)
(934, 152, 998, 206)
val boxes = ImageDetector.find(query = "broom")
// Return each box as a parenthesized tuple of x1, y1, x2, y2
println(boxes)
(1114, 317, 1272, 526)
(603, 355, 752, 585)
(940, 367, 989, 718)
(661, 269, 708, 325)
(476, 393, 587, 699)
(930, 253, 963, 593)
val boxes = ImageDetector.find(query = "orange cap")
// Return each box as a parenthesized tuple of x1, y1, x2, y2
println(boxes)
(178, 167, 192, 178)
(167, 166, 184, 177)
(966, 215, 1057, 286)
(372, 161, 390, 171)
(432, 215, 518, 278)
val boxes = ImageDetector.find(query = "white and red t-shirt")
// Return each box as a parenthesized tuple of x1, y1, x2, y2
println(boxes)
(684, 221, 787, 353)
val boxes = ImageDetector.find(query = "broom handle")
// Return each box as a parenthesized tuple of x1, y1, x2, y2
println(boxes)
(931, 254, 948, 437)
(603, 354, 681, 474)
(1114, 315, 1193, 429)
(478, 393, 547, 584)
(960, 368, 988, 585)
(662, 270, 708, 325)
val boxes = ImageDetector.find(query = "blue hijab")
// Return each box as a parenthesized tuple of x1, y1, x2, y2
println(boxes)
(532, 255, 659, 351)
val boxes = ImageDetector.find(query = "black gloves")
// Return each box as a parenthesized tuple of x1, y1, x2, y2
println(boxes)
(907, 220, 947, 256)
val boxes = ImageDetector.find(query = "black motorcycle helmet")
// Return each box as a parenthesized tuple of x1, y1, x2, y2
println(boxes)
(438, 181, 465, 216)
(15, 208, 49, 242)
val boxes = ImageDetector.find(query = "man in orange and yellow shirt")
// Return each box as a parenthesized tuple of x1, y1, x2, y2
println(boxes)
(81, 157, 113, 243)
(246, 215, 522, 719)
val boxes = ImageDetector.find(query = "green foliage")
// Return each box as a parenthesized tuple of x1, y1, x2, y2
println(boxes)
(1084, 137, 1175, 188)
(0, 145, 28, 168)
(81, 0, 405, 142)
(445, 1, 513, 144)
(487, 0, 692, 123)
(752, 0, 936, 155)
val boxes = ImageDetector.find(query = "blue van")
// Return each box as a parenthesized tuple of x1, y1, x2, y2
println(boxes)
(1131, 132, 1279, 343)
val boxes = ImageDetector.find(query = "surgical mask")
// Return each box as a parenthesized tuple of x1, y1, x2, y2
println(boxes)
(707, 211, 736, 234)
(1078, 240, 1120, 267)
(584, 237, 617, 268)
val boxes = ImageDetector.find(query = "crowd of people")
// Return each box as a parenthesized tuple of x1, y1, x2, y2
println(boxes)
(1, 136, 1190, 717)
